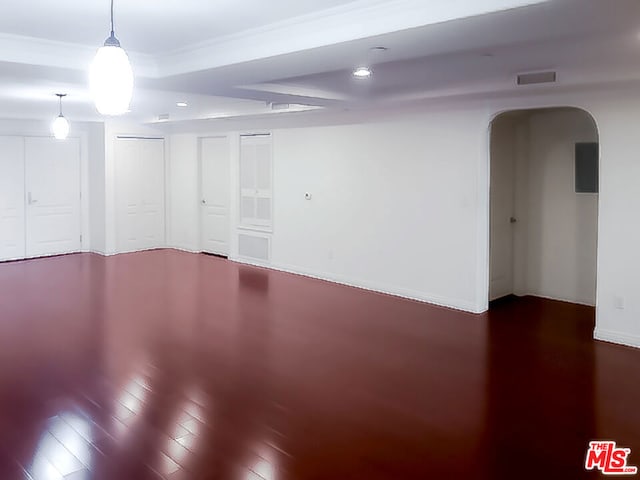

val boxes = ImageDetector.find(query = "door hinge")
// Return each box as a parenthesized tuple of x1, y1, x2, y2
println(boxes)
(80, 234, 83, 242)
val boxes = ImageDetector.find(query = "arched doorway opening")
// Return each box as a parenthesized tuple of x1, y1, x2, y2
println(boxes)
(488, 107, 599, 307)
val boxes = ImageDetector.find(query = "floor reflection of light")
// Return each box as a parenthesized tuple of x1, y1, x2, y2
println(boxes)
(157, 394, 207, 477)
(113, 374, 150, 436)
(121, 375, 149, 414)
(247, 459, 275, 480)
(28, 412, 93, 479)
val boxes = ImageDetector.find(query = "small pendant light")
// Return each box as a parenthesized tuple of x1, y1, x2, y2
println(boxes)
(89, 0, 133, 115)
(51, 94, 69, 140)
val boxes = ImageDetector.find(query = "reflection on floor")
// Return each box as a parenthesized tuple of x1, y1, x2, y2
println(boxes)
(0, 250, 638, 479)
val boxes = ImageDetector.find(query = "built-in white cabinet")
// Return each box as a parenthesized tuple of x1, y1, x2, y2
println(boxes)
(115, 137, 166, 252)
(0, 136, 81, 261)
(239, 134, 272, 230)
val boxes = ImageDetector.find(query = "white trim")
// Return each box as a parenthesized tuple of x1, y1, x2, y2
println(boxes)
(156, 0, 546, 76)
(0, 32, 157, 77)
(0, 0, 545, 79)
(516, 292, 596, 308)
(230, 254, 481, 313)
(167, 246, 202, 255)
(594, 328, 640, 349)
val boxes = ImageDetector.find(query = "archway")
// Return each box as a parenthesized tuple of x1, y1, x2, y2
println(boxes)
(488, 107, 599, 308)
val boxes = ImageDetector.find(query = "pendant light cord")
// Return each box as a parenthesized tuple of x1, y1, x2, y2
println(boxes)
(110, 0, 115, 36)
(104, 0, 120, 46)
(56, 94, 66, 116)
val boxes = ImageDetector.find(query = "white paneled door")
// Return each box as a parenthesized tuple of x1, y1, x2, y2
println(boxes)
(200, 137, 230, 256)
(0, 137, 26, 260)
(25, 137, 82, 258)
(115, 137, 165, 252)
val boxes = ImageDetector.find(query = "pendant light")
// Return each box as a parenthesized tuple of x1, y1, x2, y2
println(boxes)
(51, 94, 70, 140)
(89, 0, 133, 115)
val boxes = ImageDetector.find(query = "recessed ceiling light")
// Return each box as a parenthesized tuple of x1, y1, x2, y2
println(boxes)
(176, 102, 188, 107)
(353, 66, 372, 79)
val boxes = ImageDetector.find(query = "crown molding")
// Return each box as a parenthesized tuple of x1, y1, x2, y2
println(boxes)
(0, 0, 545, 79)
(155, 0, 547, 77)
(0, 32, 158, 78)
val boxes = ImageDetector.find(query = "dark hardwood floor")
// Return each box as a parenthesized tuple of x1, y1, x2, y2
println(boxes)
(0, 250, 637, 479)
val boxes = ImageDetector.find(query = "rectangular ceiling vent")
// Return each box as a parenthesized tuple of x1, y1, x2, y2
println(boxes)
(516, 71, 557, 86)
(269, 102, 290, 111)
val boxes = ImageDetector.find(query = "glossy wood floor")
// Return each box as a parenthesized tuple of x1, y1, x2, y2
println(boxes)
(0, 250, 638, 479)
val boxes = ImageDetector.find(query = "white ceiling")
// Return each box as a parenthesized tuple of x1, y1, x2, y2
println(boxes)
(0, 0, 356, 54)
(1, 0, 640, 127)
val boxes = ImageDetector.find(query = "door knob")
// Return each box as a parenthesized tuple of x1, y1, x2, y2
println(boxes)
(28, 192, 38, 205)
(201, 199, 206, 205)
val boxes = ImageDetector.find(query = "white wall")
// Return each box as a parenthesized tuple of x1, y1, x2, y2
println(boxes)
(163, 85, 640, 348)
(267, 116, 484, 310)
(167, 112, 486, 311)
(587, 93, 640, 348)
(87, 122, 106, 253)
(520, 109, 598, 304)
(490, 108, 599, 305)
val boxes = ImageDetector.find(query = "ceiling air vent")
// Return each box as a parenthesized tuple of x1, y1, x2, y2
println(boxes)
(516, 71, 557, 86)
(269, 102, 290, 111)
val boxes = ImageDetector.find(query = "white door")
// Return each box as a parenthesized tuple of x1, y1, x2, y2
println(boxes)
(0, 137, 26, 261)
(489, 122, 516, 301)
(25, 137, 81, 258)
(200, 137, 230, 255)
(115, 137, 165, 252)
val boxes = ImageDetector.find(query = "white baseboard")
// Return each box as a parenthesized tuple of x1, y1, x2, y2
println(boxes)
(91, 247, 478, 314)
(230, 255, 479, 313)
(166, 245, 202, 254)
(594, 328, 640, 349)
(513, 290, 596, 307)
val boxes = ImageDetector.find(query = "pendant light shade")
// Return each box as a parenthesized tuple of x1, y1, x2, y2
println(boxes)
(90, 0, 133, 115)
(51, 94, 69, 140)
(52, 115, 70, 140)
